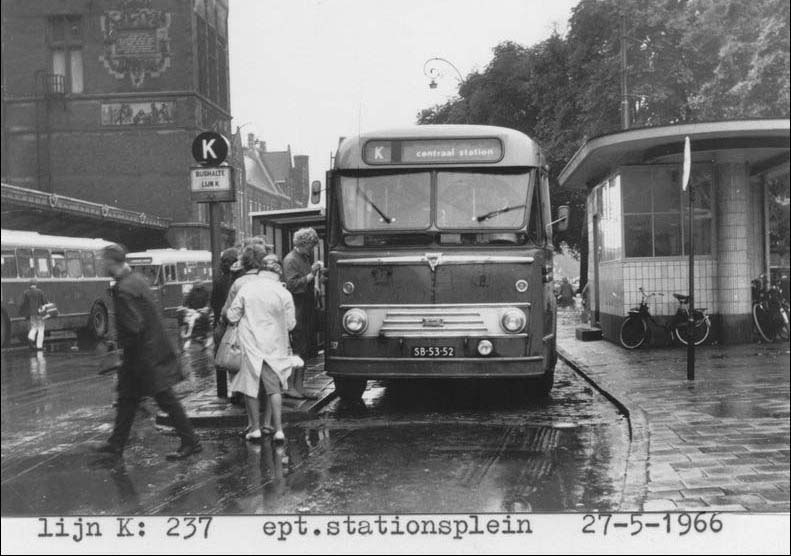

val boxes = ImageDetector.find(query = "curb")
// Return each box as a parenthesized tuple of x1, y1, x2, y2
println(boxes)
(558, 345, 649, 512)
(156, 385, 337, 428)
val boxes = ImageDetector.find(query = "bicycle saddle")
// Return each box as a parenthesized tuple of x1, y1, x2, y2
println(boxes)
(673, 293, 689, 303)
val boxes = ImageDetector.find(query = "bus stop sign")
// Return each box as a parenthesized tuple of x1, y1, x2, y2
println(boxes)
(191, 131, 229, 167)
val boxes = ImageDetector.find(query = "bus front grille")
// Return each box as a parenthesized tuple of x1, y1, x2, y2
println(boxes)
(379, 307, 488, 337)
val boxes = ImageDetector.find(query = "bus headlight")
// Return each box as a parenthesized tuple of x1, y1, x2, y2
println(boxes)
(342, 308, 368, 335)
(501, 308, 527, 333)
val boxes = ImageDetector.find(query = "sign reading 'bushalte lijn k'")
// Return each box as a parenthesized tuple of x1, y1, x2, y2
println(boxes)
(190, 166, 234, 202)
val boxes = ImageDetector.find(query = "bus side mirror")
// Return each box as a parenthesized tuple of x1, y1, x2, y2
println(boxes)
(310, 180, 322, 205)
(550, 205, 570, 232)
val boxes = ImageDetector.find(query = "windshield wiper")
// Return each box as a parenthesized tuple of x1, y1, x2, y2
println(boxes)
(475, 204, 526, 222)
(356, 185, 392, 224)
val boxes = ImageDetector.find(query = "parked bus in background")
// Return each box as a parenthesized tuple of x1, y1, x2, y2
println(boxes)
(1, 230, 113, 347)
(325, 125, 569, 401)
(126, 249, 212, 317)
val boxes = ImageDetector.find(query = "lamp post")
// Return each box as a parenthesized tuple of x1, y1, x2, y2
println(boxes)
(423, 57, 464, 89)
(423, 57, 468, 123)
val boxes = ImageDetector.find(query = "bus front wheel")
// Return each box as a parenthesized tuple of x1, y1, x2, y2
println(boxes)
(334, 378, 367, 402)
(88, 303, 109, 339)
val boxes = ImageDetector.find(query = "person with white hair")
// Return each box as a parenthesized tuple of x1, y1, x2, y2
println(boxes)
(282, 227, 323, 399)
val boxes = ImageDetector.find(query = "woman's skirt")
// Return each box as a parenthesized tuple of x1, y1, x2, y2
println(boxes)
(230, 360, 282, 397)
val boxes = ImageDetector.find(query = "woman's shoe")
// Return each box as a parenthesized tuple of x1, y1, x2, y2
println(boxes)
(245, 429, 262, 442)
(273, 430, 285, 442)
(261, 425, 275, 436)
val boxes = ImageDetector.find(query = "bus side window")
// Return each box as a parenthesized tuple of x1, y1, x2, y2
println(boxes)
(65, 250, 83, 278)
(17, 249, 34, 278)
(51, 251, 67, 278)
(1, 250, 19, 278)
(33, 249, 51, 278)
(164, 264, 177, 283)
(177, 262, 188, 282)
(82, 251, 96, 277)
(541, 171, 553, 245)
(528, 179, 544, 244)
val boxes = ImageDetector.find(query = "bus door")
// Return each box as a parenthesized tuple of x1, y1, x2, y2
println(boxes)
(161, 263, 181, 313)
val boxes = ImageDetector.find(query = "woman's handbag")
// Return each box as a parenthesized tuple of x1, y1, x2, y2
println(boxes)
(215, 325, 242, 372)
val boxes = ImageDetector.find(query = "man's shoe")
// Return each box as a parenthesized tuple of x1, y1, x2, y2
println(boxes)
(166, 442, 203, 460)
(94, 443, 123, 457)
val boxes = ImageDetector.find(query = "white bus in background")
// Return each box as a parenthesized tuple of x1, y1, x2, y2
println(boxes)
(1, 230, 113, 347)
(126, 249, 213, 316)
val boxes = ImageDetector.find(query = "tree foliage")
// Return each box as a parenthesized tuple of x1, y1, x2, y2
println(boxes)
(417, 0, 790, 258)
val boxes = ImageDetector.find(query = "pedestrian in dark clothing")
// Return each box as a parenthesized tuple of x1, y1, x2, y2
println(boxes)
(283, 227, 323, 399)
(19, 278, 48, 350)
(210, 247, 239, 332)
(558, 277, 575, 308)
(95, 243, 201, 460)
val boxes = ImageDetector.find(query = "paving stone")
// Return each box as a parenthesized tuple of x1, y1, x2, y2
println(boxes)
(643, 499, 677, 512)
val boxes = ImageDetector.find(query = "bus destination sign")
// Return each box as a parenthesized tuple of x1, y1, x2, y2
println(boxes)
(364, 138, 503, 165)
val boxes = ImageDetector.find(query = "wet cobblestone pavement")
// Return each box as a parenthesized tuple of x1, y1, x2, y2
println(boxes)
(1, 334, 629, 515)
(557, 308, 791, 512)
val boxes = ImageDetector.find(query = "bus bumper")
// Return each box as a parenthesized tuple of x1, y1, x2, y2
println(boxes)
(325, 355, 546, 379)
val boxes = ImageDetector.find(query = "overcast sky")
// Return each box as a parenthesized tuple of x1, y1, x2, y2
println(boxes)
(229, 0, 578, 184)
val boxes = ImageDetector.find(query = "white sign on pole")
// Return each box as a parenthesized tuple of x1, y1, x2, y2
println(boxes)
(190, 166, 235, 202)
(682, 136, 691, 191)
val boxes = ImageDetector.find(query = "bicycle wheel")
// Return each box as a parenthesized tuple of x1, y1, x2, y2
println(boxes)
(777, 307, 790, 342)
(620, 315, 647, 349)
(753, 302, 775, 343)
(674, 314, 710, 346)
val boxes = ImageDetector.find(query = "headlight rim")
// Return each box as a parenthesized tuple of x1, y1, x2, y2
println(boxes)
(500, 308, 527, 334)
(342, 308, 368, 335)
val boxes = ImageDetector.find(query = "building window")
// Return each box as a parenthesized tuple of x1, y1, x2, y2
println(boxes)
(49, 15, 83, 94)
(194, 0, 229, 110)
(595, 175, 622, 262)
(622, 165, 713, 258)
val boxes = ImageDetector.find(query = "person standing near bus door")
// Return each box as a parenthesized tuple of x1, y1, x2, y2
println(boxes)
(95, 244, 201, 461)
(19, 278, 48, 350)
(283, 228, 323, 400)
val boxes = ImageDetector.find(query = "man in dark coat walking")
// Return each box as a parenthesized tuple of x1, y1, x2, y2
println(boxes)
(95, 244, 201, 460)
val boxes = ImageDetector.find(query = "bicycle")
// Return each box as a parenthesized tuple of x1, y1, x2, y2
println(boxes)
(751, 274, 790, 343)
(619, 287, 711, 349)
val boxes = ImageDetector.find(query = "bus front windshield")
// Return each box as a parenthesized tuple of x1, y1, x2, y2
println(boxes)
(131, 264, 161, 286)
(340, 171, 532, 231)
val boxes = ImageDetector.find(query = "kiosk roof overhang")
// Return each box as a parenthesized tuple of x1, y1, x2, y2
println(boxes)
(559, 119, 790, 190)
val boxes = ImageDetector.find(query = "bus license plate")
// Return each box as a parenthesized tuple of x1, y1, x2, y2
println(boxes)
(412, 346, 455, 358)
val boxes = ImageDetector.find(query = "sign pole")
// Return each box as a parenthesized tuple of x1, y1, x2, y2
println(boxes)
(208, 201, 227, 398)
(190, 130, 233, 399)
(683, 136, 695, 381)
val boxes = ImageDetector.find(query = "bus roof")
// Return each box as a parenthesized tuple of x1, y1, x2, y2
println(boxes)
(334, 125, 545, 170)
(1, 229, 112, 251)
(126, 248, 212, 265)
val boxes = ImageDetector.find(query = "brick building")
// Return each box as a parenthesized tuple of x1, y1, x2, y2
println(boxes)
(239, 133, 310, 239)
(1, 0, 238, 249)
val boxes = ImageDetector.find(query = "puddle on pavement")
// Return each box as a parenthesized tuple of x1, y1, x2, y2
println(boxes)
(700, 399, 781, 419)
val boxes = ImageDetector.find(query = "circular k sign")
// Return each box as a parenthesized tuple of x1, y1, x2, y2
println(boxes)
(192, 131, 229, 166)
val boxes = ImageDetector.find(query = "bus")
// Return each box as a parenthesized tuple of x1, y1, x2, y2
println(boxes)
(325, 125, 568, 401)
(1, 230, 113, 347)
(126, 249, 213, 316)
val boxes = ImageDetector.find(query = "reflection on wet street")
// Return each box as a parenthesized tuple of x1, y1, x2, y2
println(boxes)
(2, 337, 629, 515)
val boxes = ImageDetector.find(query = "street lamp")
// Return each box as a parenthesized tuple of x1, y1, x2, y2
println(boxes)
(423, 57, 464, 90)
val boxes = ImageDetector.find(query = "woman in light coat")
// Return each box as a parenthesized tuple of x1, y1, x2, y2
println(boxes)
(226, 247, 296, 442)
